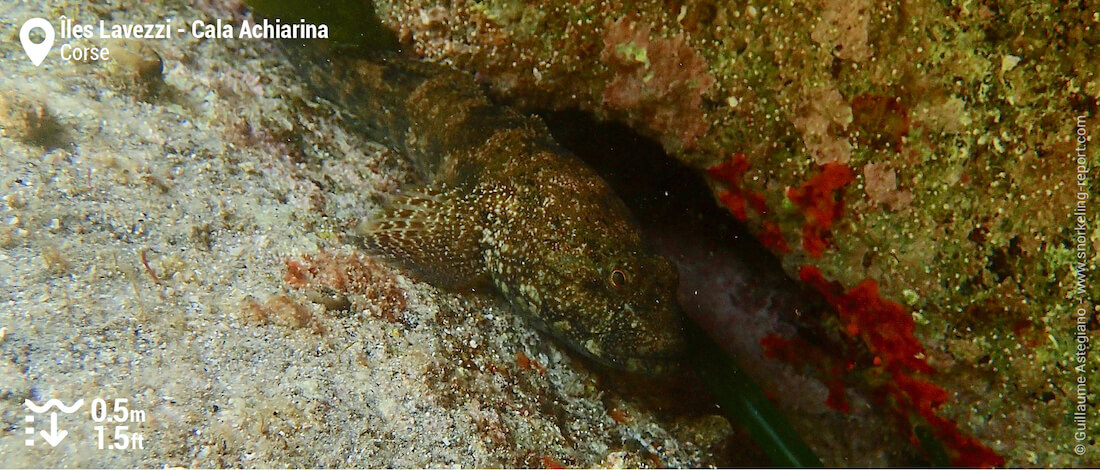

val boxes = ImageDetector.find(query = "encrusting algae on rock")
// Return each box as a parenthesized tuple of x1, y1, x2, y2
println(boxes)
(296, 53, 687, 375)
(364, 0, 1100, 465)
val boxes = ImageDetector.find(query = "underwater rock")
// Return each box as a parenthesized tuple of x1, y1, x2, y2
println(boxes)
(0, 0, 739, 467)
(373, 0, 1099, 466)
(106, 39, 165, 99)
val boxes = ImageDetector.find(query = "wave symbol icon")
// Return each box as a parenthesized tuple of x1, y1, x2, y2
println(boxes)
(25, 398, 84, 414)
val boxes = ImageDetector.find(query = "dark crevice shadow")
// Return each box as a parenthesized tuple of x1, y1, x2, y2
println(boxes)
(537, 109, 819, 330)
(536, 109, 835, 466)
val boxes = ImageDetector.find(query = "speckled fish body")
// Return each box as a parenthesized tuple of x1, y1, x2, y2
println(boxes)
(313, 55, 686, 375)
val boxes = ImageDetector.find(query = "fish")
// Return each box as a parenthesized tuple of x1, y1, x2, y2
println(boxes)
(301, 52, 686, 375)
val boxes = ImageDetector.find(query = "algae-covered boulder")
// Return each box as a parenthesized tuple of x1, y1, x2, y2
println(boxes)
(372, 0, 1099, 465)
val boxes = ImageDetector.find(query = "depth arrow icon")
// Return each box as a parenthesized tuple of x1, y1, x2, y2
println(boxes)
(40, 413, 67, 447)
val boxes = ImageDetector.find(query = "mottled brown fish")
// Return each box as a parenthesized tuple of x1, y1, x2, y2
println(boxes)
(309, 53, 686, 375)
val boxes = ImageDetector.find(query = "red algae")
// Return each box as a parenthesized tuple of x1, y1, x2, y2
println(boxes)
(772, 265, 1005, 467)
(786, 163, 855, 257)
(823, 366, 851, 413)
(706, 153, 754, 221)
(746, 192, 768, 215)
(756, 221, 790, 253)
(283, 251, 408, 319)
(762, 333, 854, 414)
(706, 152, 750, 184)
(716, 191, 749, 221)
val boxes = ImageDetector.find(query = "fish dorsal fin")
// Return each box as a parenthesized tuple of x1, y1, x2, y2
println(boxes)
(359, 188, 485, 290)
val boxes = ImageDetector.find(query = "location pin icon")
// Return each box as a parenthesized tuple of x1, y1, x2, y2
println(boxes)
(20, 18, 55, 67)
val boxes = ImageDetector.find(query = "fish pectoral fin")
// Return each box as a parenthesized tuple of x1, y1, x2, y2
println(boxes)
(359, 189, 485, 290)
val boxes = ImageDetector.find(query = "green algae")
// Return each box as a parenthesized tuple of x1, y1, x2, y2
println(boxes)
(688, 321, 822, 467)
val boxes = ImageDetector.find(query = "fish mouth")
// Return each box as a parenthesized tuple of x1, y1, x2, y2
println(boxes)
(516, 303, 686, 376)
(576, 336, 686, 377)
(593, 323, 688, 376)
(534, 321, 685, 376)
(599, 352, 683, 377)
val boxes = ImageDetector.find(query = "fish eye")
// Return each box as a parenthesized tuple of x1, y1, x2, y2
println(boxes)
(610, 269, 628, 288)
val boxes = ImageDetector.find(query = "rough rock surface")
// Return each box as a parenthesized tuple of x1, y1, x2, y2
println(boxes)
(0, 0, 736, 466)
(372, 0, 1099, 466)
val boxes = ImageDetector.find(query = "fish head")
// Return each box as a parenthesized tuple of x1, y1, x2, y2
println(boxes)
(501, 240, 688, 376)
(576, 249, 688, 376)
(480, 155, 688, 376)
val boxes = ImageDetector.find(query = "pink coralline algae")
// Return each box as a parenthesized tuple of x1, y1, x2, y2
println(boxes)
(600, 17, 715, 150)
